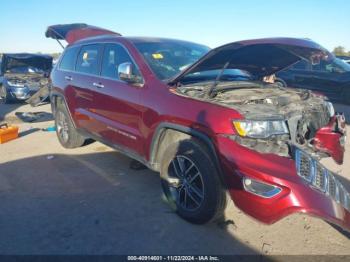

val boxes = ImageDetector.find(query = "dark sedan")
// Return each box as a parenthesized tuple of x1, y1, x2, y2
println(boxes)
(277, 57, 350, 104)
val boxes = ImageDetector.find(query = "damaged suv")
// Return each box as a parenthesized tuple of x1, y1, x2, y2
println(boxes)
(46, 24, 349, 231)
(0, 53, 52, 103)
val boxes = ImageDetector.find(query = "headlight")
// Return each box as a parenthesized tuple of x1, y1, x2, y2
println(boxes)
(233, 120, 289, 139)
(7, 80, 25, 87)
(325, 101, 335, 117)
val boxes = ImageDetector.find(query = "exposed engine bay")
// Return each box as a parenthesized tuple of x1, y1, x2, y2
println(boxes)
(4, 72, 49, 90)
(177, 81, 345, 163)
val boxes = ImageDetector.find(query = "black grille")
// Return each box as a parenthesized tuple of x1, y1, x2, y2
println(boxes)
(328, 176, 337, 199)
(314, 163, 326, 191)
(295, 149, 350, 212)
(339, 186, 346, 205)
(299, 153, 312, 181)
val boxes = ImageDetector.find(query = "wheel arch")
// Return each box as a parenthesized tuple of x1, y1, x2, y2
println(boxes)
(149, 123, 226, 185)
(50, 92, 77, 128)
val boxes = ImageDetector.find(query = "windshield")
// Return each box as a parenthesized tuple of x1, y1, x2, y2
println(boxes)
(132, 39, 210, 80)
(313, 57, 350, 73)
(180, 69, 254, 85)
(333, 58, 350, 72)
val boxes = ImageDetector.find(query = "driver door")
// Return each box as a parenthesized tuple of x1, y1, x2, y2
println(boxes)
(88, 43, 145, 156)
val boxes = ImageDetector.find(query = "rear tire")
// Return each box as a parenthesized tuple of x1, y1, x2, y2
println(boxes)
(160, 138, 226, 224)
(55, 102, 85, 148)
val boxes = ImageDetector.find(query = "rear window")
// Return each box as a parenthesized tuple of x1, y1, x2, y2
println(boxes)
(59, 46, 79, 71)
(76, 44, 102, 75)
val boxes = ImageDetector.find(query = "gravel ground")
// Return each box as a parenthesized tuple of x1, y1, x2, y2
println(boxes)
(0, 101, 349, 255)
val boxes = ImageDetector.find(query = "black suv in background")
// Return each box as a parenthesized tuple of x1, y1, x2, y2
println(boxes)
(277, 57, 350, 104)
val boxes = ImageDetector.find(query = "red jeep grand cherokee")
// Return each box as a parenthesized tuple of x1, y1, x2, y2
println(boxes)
(46, 24, 349, 231)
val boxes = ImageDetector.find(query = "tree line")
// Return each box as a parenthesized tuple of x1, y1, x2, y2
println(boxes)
(332, 46, 350, 57)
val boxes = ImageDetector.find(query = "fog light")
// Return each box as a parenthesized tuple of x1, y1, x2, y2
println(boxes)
(243, 177, 282, 198)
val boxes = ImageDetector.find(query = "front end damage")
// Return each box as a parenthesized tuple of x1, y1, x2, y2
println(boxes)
(4, 73, 49, 100)
(171, 37, 349, 231)
(211, 85, 346, 165)
(179, 83, 349, 231)
(1, 53, 52, 102)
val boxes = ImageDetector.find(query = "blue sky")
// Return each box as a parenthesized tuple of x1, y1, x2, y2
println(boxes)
(0, 0, 349, 53)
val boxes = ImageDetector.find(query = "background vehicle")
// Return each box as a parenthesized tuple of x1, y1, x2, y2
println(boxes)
(337, 55, 350, 64)
(46, 24, 349, 232)
(277, 57, 350, 104)
(0, 53, 52, 103)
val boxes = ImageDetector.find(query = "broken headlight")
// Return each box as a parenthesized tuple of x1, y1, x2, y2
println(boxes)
(233, 120, 289, 139)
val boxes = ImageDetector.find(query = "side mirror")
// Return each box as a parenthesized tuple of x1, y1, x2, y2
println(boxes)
(118, 62, 141, 84)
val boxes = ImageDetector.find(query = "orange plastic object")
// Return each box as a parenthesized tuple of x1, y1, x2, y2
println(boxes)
(0, 123, 19, 144)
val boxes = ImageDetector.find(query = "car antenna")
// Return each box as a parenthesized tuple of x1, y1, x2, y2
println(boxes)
(207, 61, 230, 98)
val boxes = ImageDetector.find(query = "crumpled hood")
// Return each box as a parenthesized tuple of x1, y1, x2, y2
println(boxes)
(210, 86, 327, 120)
(1, 53, 52, 75)
(171, 37, 331, 83)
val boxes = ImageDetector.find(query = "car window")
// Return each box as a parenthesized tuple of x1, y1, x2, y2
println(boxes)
(76, 44, 102, 75)
(293, 60, 308, 70)
(59, 46, 79, 71)
(312, 58, 350, 73)
(101, 43, 141, 80)
(133, 40, 209, 80)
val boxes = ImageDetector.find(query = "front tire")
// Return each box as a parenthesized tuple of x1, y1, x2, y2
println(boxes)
(275, 78, 287, 88)
(160, 139, 226, 224)
(55, 103, 85, 148)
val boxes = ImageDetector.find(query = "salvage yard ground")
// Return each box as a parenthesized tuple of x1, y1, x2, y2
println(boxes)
(0, 101, 349, 255)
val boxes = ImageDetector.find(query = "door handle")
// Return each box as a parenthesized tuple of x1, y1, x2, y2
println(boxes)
(93, 82, 104, 88)
(65, 76, 73, 81)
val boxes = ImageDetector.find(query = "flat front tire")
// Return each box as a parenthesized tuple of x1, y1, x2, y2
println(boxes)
(160, 139, 226, 224)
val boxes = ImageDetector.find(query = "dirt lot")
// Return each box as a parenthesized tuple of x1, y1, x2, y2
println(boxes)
(0, 101, 349, 255)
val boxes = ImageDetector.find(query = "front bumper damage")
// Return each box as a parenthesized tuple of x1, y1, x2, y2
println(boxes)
(217, 116, 350, 232)
(8, 86, 39, 100)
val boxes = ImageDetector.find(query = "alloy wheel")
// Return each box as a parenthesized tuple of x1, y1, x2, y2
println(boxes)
(56, 111, 69, 143)
(166, 155, 205, 211)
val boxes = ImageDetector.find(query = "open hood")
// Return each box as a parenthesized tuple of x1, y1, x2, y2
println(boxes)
(170, 37, 331, 83)
(45, 23, 121, 45)
(1, 53, 52, 74)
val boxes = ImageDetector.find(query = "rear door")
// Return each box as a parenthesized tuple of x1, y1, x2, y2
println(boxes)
(72, 44, 104, 132)
(88, 43, 145, 155)
(55, 46, 87, 127)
